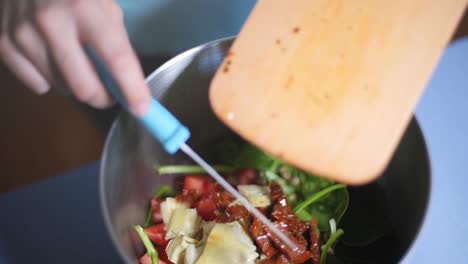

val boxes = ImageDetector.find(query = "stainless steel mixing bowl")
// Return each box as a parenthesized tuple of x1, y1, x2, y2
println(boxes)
(99, 37, 431, 264)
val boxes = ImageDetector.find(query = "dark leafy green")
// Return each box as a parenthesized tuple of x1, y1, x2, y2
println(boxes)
(209, 139, 350, 232)
(279, 165, 334, 199)
(205, 135, 281, 172)
(277, 165, 349, 231)
(294, 184, 347, 213)
(294, 184, 348, 231)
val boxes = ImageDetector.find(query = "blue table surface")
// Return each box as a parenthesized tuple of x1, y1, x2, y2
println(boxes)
(0, 162, 124, 264)
(1, 38, 467, 263)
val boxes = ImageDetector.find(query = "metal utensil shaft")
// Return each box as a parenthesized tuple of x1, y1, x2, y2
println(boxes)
(180, 143, 298, 250)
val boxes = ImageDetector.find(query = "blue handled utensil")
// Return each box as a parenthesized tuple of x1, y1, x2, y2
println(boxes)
(84, 47, 190, 154)
(85, 46, 297, 250)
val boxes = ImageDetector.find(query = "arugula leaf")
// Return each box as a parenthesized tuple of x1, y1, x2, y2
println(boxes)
(320, 229, 344, 264)
(133, 225, 159, 264)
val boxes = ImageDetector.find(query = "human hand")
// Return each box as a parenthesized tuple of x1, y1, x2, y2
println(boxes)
(0, 0, 151, 116)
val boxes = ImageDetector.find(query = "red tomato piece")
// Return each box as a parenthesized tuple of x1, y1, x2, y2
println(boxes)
(145, 224, 168, 247)
(139, 252, 171, 264)
(156, 245, 171, 264)
(203, 182, 217, 198)
(151, 198, 163, 224)
(183, 175, 214, 195)
(139, 253, 151, 264)
(235, 168, 259, 185)
(196, 198, 217, 221)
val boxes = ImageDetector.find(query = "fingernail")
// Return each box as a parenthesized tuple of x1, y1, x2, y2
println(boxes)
(30, 79, 51, 95)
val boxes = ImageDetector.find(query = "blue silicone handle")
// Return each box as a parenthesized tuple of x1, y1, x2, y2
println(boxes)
(85, 46, 190, 154)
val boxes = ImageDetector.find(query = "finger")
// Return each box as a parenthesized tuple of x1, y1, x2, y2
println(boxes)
(35, 5, 113, 108)
(76, 1, 151, 116)
(0, 35, 50, 94)
(12, 21, 54, 83)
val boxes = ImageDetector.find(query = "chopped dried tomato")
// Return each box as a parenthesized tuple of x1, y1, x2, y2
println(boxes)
(269, 185, 307, 234)
(250, 216, 277, 258)
(226, 204, 250, 220)
(260, 253, 289, 264)
(213, 191, 235, 210)
(264, 222, 312, 264)
(270, 183, 286, 202)
(309, 219, 321, 264)
(175, 189, 202, 207)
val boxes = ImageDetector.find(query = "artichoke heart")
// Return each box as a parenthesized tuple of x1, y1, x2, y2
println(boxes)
(185, 243, 203, 264)
(238, 185, 271, 208)
(160, 197, 190, 225)
(166, 235, 200, 264)
(166, 208, 202, 240)
(195, 222, 259, 264)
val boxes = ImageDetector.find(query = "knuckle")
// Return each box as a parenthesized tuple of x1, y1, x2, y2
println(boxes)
(127, 93, 149, 114)
(35, 8, 54, 30)
(12, 22, 30, 45)
(34, 8, 63, 39)
(108, 45, 134, 70)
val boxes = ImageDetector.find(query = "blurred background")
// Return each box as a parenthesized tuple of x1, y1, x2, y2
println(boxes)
(1, 7, 467, 194)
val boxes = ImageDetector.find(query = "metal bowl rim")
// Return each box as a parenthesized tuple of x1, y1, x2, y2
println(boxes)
(98, 35, 433, 264)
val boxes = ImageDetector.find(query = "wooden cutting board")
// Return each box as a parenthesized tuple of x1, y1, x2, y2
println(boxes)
(209, 0, 467, 185)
